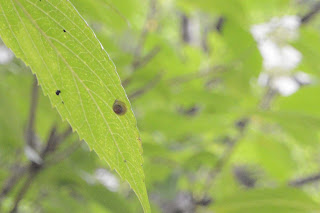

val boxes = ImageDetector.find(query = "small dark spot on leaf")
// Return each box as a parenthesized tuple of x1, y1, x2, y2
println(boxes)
(56, 90, 61, 96)
(113, 100, 127, 115)
(63, 29, 66, 32)
(124, 160, 127, 163)
(62, 101, 64, 104)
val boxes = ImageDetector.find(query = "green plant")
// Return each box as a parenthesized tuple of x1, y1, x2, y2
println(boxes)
(1, 0, 320, 213)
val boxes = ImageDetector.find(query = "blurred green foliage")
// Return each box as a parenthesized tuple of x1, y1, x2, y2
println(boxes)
(1, 0, 320, 212)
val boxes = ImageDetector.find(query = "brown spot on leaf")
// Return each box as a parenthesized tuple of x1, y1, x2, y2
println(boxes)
(113, 100, 127, 115)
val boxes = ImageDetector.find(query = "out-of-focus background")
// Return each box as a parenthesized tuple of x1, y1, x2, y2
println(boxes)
(1, 0, 320, 212)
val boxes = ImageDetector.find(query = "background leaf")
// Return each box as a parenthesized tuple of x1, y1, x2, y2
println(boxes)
(212, 187, 320, 213)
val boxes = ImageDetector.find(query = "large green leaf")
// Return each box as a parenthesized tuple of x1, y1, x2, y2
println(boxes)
(0, 0, 149, 212)
(211, 187, 320, 213)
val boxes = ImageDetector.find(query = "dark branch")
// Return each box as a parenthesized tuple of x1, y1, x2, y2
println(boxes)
(215, 16, 225, 32)
(132, 0, 157, 60)
(0, 79, 40, 205)
(259, 87, 277, 110)
(0, 166, 27, 202)
(181, 14, 191, 43)
(132, 46, 161, 70)
(8, 125, 74, 212)
(194, 196, 212, 207)
(300, 2, 320, 24)
(41, 126, 73, 156)
(122, 46, 161, 87)
(9, 172, 38, 213)
(40, 125, 58, 158)
(202, 86, 277, 197)
(169, 65, 226, 86)
(289, 172, 320, 187)
(45, 141, 81, 166)
(128, 72, 163, 100)
(121, 0, 158, 89)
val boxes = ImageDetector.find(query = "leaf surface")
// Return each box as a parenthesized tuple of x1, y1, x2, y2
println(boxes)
(0, 0, 149, 211)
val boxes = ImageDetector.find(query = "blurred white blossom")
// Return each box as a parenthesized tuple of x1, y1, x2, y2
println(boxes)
(271, 76, 299, 96)
(95, 168, 119, 192)
(251, 15, 310, 96)
(0, 45, 14, 64)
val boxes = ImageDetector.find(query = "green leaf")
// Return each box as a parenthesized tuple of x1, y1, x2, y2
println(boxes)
(232, 132, 296, 181)
(242, 0, 291, 23)
(211, 187, 320, 213)
(258, 86, 320, 146)
(275, 86, 320, 117)
(183, 151, 218, 171)
(293, 27, 320, 76)
(258, 111, 320, 146)
(82, 184, 136, 213)
(0, 0, 149, 212)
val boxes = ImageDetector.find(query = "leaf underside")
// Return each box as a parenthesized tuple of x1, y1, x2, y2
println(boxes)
(0, 0, 150, 212)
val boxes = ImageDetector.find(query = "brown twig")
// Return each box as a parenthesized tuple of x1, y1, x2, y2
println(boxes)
(41, 126, 73, 156)
(181, 14, 191, 43)
(0, 77, 73, 209)
(289, 172, 320, 187)
(202, 118, 249, 196)
(9, 170, 38, 213)
(0, 78, 40, 206)
(259, 87, 277, 110)
(132, 46, 161, 70)
(128, 72, 163, 100)
(0, 166, 27, 202)
(168, 65, 226, 86)
(202, 87, 277, 198)
(45, 141, 81, 166)
(215, 16, 225, 32)
(121, 0, 158, 88)
(122, 46, 161, 87)
(132, 0, 157, 61)
(8, 125, 73, 212)
(300, 2, 320, 24)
